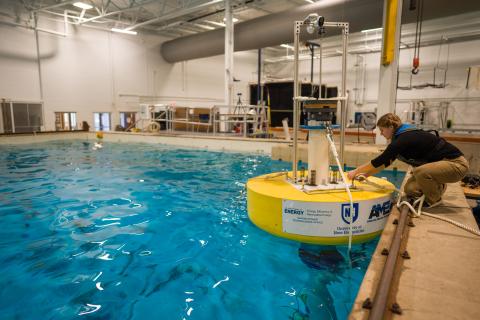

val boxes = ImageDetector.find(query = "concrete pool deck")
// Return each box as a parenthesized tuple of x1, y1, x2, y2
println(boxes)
(350, 182, 480, 319)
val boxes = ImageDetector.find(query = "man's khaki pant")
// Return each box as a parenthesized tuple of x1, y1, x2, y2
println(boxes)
(404, 156, 469, 204)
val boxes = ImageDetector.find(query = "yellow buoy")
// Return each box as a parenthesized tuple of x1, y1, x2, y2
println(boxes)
(247, 172, 395, 245)
(96, 132, 104, 139)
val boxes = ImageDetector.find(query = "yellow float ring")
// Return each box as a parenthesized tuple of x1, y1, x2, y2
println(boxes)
(147, 122, 161, 132)
(247, 172, 395, 245)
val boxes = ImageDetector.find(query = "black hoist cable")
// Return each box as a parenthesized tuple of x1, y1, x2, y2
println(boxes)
(412, 0, 424, 74)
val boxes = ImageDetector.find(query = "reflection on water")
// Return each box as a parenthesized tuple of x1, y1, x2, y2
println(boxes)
(297, 243, 377, 319)
(0, 141, 404, 319)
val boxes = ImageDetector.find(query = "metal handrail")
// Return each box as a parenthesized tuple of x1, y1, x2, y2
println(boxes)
(126, 111, 167, 132)
(368, 204, 410, 320)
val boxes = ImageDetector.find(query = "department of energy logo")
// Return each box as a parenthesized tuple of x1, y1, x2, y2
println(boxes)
(341, 203, 359, 224)
(284, 208, 304, 215)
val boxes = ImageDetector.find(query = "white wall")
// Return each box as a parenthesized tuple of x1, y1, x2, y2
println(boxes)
(0, 15, 259, 132)
(264, 39, 480, 129)
(2, 9, 479, 133)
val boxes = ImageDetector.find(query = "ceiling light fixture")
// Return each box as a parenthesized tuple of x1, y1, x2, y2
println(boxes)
(73, 2, 93, 10)
(305, 0, 315, 3)
(205, 17, 239, 28)
(222, 17, 239, 23)
(280, 44, 294, 49)
(204, 20, 226, 27)
(111, 28, 138, 35)
(194, 24, 215, 30)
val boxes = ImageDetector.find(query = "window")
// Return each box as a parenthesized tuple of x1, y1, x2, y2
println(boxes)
(93, 112, 111, 131)
(55, 112, 77, 131)
(120, 112, 136, 130)
(1, 101, 43, 133)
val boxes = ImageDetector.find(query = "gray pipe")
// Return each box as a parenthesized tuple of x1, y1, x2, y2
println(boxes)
(161, 0, 478, 63)
(257, 48, 261, 104)
(161, 0, 382, 62)
(292, 21, 301, 183)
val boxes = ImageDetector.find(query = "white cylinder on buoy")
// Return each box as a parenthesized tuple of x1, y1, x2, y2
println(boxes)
(308, 130, 329, 185)
(282, 119, 291, 141)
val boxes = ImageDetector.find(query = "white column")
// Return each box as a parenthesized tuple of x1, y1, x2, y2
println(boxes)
(224, 0, 234, 107)
(339, 24, 348, 165)
(376, 0, 403, 144)
(34, 13, 44, 101)
(308, 130, 330, 185)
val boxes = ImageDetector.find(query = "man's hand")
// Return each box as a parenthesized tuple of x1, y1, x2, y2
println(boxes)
(347, 170, 357, 180)
(347, 162, 377, 181)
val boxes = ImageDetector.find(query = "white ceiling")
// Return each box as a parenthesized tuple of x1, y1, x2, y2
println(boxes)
(2, 0, 477, 36)
(1, 0, 479, 58)
(2, 0, 304, 37)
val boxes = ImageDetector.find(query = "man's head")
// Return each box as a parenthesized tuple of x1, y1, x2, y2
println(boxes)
(376, 113, 402, 140)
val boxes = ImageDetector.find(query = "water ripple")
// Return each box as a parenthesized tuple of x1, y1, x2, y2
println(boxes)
(0, 141, 404, 319)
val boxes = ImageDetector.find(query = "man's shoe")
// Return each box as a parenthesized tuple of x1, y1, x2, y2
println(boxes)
(440, 184, 447, 196)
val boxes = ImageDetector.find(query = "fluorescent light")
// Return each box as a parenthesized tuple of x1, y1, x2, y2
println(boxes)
(111, 28, 137, 35)
(280, 44, 293, 49)
(305, 0, 315, 3)
(204, 20, 226, 27)
(361, 27, 383, 33)
(223, 17, 239, 23)
(73, 2, 93, 10)
(203, 17, 239, 28)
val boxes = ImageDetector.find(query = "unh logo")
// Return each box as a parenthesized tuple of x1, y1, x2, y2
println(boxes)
(341, 203, 359, 224)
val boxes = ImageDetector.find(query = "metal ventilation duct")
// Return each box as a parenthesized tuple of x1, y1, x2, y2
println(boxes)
(161, 0, 480, 63)
(161, 0, 377, 62)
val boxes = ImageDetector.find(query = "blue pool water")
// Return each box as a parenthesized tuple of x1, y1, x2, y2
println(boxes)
(0, 141, 404, 320)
